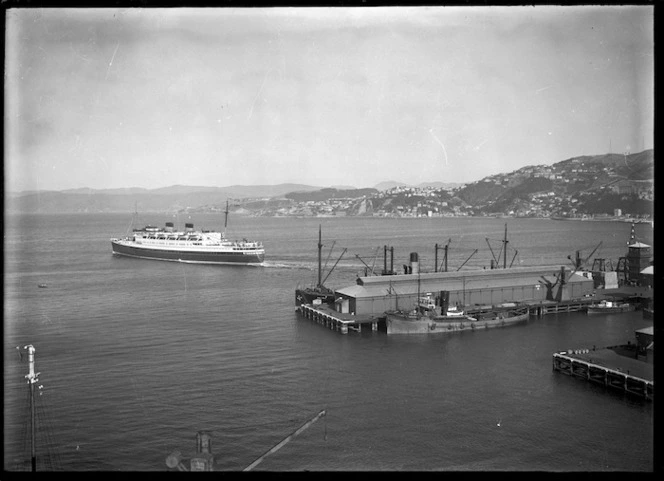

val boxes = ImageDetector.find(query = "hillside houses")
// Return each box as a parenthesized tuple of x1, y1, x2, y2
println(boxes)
(610, 179, 654, 199)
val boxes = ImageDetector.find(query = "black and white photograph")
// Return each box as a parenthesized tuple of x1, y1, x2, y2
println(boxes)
(4, 5, 654, 472)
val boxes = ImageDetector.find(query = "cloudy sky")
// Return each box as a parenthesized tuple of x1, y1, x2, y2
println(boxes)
(5, 6, 653, 192)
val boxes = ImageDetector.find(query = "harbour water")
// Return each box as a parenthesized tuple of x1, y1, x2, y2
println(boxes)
(3, 214, 654, 471)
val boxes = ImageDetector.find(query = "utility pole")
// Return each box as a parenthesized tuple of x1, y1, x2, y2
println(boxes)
(24, 345, 39, 472)
(503, 224, 508, 269)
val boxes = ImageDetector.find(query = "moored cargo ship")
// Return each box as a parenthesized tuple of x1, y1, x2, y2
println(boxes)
(385, 303, 530, 335)
(111, 202, 264, 265)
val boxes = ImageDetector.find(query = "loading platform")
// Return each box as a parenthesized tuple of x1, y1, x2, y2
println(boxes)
(297, 303, 384, 334)
(552, 348, 653, 401)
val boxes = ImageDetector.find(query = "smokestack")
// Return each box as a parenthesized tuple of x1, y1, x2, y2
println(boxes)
(165, 222, 174, 233)
(185, 223, 194, 233)
(410, 252, 419, 275)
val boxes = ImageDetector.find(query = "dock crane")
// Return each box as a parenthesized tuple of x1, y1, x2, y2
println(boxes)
(539, 266, 569, 302)
(355, 247, 381, 276)
(486, 224, 516, 269)
(314, 225, 347, 289)
(434, 238, 452, 272)
(456, 249, 478, 271)
(540, 243, 598, 302)
(567, 241, 602, 271)
(321, 247, 347, 287)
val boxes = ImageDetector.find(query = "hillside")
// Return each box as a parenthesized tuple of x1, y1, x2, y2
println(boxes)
(5, 150, 653, 217)
(455, 150, 653, 216)
(285, 188, 379, 202)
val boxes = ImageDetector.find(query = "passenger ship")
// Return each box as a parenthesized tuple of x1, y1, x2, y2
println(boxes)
(111, 203, 264, 265)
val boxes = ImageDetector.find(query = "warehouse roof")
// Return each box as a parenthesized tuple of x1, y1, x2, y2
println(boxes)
(336, 265, 591, 299)
(628, 242, 651, 249)
(636, 326, 653, 336)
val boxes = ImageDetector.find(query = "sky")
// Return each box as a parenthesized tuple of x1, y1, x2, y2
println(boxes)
(4, 6, 654, 192)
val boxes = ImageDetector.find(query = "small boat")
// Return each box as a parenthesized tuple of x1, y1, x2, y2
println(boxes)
(587, 299, 635, 314)
(111, 201, 264, 265)
(37, 284, 48, 288)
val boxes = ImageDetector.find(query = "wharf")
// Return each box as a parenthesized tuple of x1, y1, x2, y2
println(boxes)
(297, 303, 384, 334)
(552, 347, 653, 401)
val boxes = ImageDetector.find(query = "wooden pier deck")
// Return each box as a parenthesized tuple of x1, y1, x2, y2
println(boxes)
(552, 348, 653, 401)
(297, 304, 384, 334)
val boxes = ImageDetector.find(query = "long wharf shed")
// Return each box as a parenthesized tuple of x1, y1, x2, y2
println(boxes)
(334, 265, 595, 317)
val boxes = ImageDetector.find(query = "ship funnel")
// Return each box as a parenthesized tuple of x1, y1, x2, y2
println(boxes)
(410, 252, 419, 275)
(185, 223, 194, 233)
(165, 222, 174, 233)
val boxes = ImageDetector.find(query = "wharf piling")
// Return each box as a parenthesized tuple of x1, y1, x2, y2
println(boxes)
(297, 304, 383, 334)
(552, 350, 653, 401)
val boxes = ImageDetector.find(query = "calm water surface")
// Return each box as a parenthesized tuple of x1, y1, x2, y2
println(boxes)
(3, 214, 654, 471)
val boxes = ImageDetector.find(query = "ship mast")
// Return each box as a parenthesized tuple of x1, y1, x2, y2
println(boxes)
(503, 223, 508, 269)
(224, 200, 229, 237)
(435, 239, 451, 272)
(24, 345, 39, 472)
(318, 225, 323, 288)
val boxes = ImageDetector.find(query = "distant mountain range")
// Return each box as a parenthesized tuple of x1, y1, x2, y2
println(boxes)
(5, 181, 464, 214)
(5, 184, 321, 214)
(5, 151, 652, 215)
